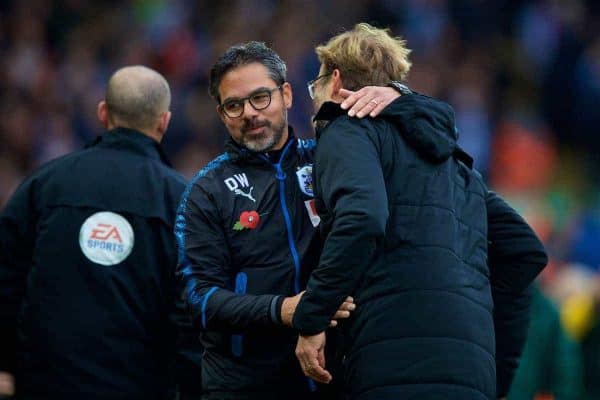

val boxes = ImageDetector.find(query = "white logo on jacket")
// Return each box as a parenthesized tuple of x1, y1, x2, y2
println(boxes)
(79, 211, 134, 266)
(296, 165, 314, 196)
(225, 173, 256, 203)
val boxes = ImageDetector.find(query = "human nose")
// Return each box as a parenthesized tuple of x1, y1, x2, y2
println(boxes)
(243, 99, 260, 117)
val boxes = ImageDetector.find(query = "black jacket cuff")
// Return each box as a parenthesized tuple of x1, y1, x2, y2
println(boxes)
(270, 295, 284, 325)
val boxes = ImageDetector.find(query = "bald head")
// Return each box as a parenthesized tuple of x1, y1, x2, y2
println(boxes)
(104, 66, 171, 133)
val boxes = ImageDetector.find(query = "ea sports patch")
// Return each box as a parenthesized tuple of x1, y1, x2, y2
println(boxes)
(79, 211, 134, 266)
(296, 164, 314, 196)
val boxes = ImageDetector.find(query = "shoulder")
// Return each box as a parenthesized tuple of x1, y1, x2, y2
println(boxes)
(178, 153, 232, 207)
(319, 115, 385, 153)
(24, 149, 88, 185)
(190, 153, 232, 185)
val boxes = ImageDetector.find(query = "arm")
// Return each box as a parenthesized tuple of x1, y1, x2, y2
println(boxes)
(0, 179, 37, 375)
(486, 190, 548, 397)
(293, 119, 388, 335)
(175, 183, 282, 334)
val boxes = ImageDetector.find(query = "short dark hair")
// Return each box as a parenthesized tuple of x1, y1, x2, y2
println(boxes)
(209, 41, 287, 103)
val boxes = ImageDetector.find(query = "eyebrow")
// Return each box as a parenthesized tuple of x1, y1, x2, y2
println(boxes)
(222, 86, 273, 104)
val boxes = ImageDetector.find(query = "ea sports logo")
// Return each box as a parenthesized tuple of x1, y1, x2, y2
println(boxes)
(79, 211, 134, 266)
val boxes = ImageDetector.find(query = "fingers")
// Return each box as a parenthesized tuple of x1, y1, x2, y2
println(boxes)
(296, 334, 332, 384)
(0, 372, 15, 396)
(332, 309, 351, 320)
(368, 100, 388, 118)
(298, 349, 328, 382)
(340, 297, 356, 311)
(369, 88, 399, 117)
(332, 296, 356, 321)
(317, 347, 326, 369)
(339, 88, 355, 101)
(339, 88, 373, 117)
(350, 91, 379, 117)
(340, 86, 402, 118)
(302, 361, 332, 384)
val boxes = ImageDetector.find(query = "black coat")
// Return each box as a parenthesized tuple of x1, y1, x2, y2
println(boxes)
(175, 132, 325, 398)
(0, 128, 186, 399)
(293, 94, 547, 400)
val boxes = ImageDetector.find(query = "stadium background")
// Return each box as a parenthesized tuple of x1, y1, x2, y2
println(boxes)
(1, 0, 599, 398)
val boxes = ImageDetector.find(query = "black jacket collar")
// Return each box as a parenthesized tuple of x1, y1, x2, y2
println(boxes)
(313, 102, 346, 139)
(88, 127, 173, 167)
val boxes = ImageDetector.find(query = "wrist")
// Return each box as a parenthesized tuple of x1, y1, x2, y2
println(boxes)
(280, 297, 295, 327)
(387, 81, 412, 95)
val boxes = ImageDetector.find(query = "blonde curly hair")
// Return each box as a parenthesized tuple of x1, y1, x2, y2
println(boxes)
(316, 23, 412, 91)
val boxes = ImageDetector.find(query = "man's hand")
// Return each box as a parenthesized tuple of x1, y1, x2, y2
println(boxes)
(0, 372, 15, 396)
(281, 293, 355, 327)
(329, 296, 355, 327)
(340, 86, 401, 118)
(296, 332, 331, 383)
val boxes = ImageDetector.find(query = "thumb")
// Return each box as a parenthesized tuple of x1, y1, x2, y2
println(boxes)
(339, 88, 355, 98)
(317, 347, 326, 369)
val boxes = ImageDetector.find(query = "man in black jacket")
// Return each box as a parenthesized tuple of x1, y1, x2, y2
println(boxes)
(0, 66, 186, 399)
(293, 23, 548, 400)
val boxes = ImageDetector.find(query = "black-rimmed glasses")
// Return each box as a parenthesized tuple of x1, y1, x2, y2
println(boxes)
(307, 73, 332, 99)
(219, 86, 282, 118)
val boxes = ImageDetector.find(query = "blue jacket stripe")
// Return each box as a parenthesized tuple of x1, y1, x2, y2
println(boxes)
(175, 152, 230, 265)
(174, 153, 229, 327)
(274, 139, 302, 293)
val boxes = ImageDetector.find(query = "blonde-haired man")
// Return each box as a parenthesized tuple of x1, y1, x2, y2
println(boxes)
(291, 23, 547, 400)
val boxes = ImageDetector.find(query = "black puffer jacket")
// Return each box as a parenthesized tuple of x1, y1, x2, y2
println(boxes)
(293, 94, 547, 400)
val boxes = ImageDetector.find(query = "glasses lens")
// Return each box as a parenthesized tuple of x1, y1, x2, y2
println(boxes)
(223, 101, 243, 118)
(249, 91, 272, 110)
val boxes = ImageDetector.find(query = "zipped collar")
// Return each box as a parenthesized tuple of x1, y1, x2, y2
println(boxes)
(87, 127, 173, 167)
(312, 102, 346, 139)
(224, 126, 298, 167)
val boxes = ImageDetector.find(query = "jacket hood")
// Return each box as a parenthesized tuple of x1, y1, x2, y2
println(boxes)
(378, 93, 459, 164)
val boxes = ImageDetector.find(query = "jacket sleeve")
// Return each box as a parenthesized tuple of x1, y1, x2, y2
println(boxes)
(0, 178, 37, 373)
(293, 119, 389, 335)
(486, 190, 548, 397)
(175, 182, 283, 334)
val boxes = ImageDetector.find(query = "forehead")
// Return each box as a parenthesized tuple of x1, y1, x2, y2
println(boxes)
(218, 62, 277, 100)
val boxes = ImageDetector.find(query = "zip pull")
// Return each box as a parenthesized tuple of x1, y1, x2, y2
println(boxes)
(274, 164, 287, 181)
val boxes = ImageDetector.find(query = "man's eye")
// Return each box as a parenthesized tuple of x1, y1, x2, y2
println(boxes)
(251, 93, 270, 104)
(224, 102, 243, 112)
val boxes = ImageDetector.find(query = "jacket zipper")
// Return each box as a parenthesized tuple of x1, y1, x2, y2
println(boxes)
(268, 139, 301, 293)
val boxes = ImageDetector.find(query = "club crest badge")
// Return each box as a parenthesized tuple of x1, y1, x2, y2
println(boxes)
(296, 165, 314, 197)
(79, 211, 134, 266)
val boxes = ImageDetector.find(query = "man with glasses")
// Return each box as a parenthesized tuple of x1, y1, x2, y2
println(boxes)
(175, 41, 400, 399)
(291, 23, 547, 400)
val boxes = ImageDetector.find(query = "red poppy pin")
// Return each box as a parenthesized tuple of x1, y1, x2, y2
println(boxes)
(233, 211, 260, 230)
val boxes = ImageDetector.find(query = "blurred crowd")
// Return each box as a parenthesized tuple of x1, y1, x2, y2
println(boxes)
(1, 0, 599, 398)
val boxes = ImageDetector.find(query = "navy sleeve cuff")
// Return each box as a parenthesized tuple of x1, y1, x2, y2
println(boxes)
(270, 295, 284, 325)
